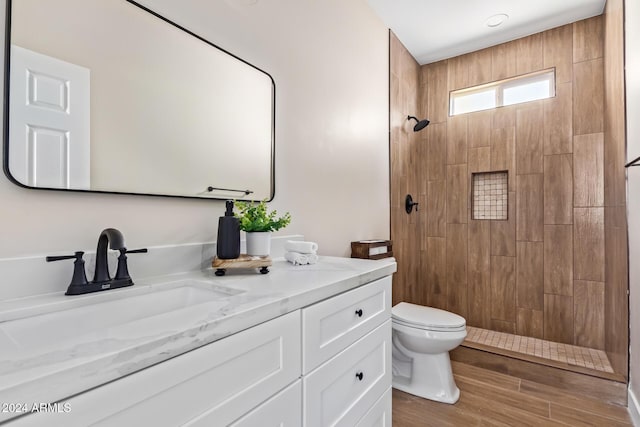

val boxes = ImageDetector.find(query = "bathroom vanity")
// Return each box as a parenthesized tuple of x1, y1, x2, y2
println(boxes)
(0, 257, 395, 426)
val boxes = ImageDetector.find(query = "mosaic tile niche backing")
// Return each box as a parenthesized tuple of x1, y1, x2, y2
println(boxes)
(472, 171, 508, 220)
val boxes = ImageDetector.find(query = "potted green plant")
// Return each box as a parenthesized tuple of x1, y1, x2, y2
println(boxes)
(235, 200, 291, 256)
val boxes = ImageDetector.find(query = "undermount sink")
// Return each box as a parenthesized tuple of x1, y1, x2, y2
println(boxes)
(0, 280, 244, 352)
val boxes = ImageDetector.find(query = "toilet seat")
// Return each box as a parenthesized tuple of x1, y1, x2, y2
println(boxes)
(392, 302, 466, 332)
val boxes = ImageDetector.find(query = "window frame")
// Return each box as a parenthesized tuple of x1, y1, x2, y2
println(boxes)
(449, 68, 556, 116)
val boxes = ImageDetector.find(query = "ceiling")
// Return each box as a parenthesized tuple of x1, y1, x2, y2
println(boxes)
(367, 0, 606, 65)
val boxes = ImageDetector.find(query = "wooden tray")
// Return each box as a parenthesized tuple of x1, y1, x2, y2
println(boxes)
(212, 254, 272, 276)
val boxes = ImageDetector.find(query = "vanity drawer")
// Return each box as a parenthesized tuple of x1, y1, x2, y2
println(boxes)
(355, 387, 392, 427)
(303, 320, 391, 427)
(302, 276, 391, 373)
(227, 380, 302, 427)
(9, 311, 301, 427)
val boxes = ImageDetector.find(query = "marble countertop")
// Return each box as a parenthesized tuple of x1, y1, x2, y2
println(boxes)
(0, 256, 396, 422)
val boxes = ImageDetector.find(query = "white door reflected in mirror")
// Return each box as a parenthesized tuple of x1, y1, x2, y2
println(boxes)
(9, 45, 90, 189)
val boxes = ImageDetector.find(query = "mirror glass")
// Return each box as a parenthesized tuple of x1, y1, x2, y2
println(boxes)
(4, 0, 275, 200)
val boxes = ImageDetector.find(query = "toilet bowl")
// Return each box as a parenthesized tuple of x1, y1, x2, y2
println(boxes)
(391, 302, 466, 404)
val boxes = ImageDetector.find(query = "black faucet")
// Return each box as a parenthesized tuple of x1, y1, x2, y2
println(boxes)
(46, 228, 147, 295)
(93, 228, 126, 284)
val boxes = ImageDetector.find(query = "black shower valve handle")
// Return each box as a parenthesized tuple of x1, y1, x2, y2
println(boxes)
(405, 194, 420, 214)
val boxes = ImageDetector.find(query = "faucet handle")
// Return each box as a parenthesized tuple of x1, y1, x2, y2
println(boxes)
(46, 251, 89, 290)
(46, 252, 81, 262)
(115, 248, 148, 281)
(125, 248, 148, 255)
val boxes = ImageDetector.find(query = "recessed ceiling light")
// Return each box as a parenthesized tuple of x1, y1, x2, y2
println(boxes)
(486, 13, 509, 28)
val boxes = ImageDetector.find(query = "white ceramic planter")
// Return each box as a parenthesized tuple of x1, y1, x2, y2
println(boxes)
(246, 232, 271, 256)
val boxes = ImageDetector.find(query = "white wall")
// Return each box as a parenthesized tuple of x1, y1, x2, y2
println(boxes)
(0, 1, 389, 266)
(626, 0, 640, 421)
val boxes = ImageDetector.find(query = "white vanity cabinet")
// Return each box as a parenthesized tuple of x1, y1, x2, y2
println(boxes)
(356, 388, 392, 427)
(302, 276, 392, 426)
(9, 311, 302, 427)
(6, 274, 392, 427)
(212, 272, 392, 427)
(227, 381, 302, 427)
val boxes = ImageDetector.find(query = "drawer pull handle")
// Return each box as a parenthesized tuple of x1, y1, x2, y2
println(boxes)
(355, 309, 363, 317)
(355, 372, 364, 381)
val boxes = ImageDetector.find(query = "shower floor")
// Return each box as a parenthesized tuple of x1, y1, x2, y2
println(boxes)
(464, 326, 615, 375)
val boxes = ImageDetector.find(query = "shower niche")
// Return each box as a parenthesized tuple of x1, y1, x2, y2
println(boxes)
(471, 171, 508, 221)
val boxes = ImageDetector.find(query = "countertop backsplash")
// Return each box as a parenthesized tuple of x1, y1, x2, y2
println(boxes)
(0, 234, 305, 302)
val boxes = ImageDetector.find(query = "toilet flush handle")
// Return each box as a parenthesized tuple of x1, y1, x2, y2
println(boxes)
(355, 309, 363, 317)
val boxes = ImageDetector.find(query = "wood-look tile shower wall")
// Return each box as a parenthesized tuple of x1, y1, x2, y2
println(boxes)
(390, 16, 618, 354)
(602, 0, 628, 378)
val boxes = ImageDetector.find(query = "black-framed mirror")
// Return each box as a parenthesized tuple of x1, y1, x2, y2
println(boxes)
(3, 0, 275, 201)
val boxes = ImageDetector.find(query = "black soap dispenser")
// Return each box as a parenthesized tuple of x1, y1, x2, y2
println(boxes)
(216, 200, 241, 259)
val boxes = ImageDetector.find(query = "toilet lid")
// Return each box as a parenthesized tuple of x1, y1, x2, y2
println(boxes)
(392, 302, 466, 331)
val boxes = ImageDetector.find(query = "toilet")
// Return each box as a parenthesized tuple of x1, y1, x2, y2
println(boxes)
(391, 302, 467, 404)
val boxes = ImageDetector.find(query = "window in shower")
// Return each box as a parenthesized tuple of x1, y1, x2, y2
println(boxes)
(449, 68, 555, 116)
(472, 171, 508, 220)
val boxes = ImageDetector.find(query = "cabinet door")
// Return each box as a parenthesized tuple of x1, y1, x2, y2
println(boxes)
(302, 276, 391, 373)
(9, 311, 301, 427)
(303, 321, 391, 427)
(227, 381, 301, 427)
(355, 387, 392, 427)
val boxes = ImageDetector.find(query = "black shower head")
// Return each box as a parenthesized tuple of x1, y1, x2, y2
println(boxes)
(407, 115, 430, 132)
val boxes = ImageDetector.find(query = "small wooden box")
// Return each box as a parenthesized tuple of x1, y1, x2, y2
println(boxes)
(350, 240, 393, 260)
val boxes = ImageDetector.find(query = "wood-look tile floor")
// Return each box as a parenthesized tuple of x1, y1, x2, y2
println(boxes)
(465, 327, 614, 373)
(392, 361, 632, 426)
